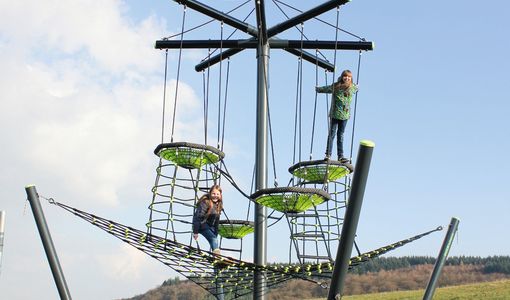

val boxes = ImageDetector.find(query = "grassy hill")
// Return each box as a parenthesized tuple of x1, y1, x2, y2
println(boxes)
(339, 279, 510, 300)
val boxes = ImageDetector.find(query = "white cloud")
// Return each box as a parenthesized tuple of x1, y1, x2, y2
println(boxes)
(0, 0, 207, 207)
(97, 243, 154, 280)
(0, 2, 204, 298)
(0, 0, 165, 72)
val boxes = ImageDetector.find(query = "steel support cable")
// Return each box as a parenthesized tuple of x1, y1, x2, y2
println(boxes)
(203, 49, 212, 145)
(213, 161, 282, 228)
(220, 58, 231, 153)
(322, 71, 330, 134)
(199, 7, 256, 65)
(162, 0, 252, 40)
(247, 164, 255, 221)
(270, 0, 329, 63)
(291, 22, 304, 184)
(218, 58, 230, 184)
(309, 49, 320, 159)
(348, 50, 363, 160)
(273, 0, 365, 41)
(322, 7, 340, 156)
(161, 50, 169, 143)
(217, 21, 224, 149)
(264, 59, 278, 188)
(298, 23, 304, 163)
(268, 121, 279, 186)
(202, 70, 207, 145)
(215, 162, 275, 229)
(170, 5, 187, 142)
(332, 5, 340, 88)
(291, 57, 301, 168)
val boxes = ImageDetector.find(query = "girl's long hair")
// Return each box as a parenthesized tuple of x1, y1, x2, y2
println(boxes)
(198, 184, 223, 217)
(333, 70, 354, 97)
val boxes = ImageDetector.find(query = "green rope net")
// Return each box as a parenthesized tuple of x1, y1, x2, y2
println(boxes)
(154, 142, 225, 169)
(251, 187, 331, 213)
(218, 220, 255, 239)
(49, 199, 442, 299)
(288, 160, 353, 183)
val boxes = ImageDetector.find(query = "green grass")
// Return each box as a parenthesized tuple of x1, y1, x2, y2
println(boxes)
(309, 279, 510, 300)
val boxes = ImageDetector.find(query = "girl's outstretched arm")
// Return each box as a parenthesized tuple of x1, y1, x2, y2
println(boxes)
(316, 84, 333, 94)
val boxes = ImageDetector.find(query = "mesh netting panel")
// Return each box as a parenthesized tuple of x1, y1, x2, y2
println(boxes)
(147, 147, 222, 245)
(50, 199, 441, 299)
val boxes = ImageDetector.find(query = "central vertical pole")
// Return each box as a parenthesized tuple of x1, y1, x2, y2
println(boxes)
(254, 1, 269, 299)
(254, 42, 269, 300)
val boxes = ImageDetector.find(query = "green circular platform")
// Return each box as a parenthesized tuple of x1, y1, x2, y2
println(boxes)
(250, 187, 331, 213)
(218, 220, 254, 239)
(154, 142, 225, 169)
(288, 159, 353, 183)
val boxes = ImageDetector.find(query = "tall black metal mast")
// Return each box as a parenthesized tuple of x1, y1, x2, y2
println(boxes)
(253, 0, 269, 298)
(156, 1, 373, 299)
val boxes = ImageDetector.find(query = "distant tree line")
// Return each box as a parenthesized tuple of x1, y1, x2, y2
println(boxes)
(349, 256, 510, 275)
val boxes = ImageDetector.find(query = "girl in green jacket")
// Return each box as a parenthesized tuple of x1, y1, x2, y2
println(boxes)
(316, 69, 358, 162)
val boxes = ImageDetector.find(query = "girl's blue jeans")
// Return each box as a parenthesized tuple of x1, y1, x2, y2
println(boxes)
(199, 224, 219, 250)
(326, 118, 348, 158)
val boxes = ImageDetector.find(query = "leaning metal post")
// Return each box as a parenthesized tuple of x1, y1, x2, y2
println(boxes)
(328, 140, 375, 300)
(423, 217, 460, 300)
(25, 185, 72, 300)
(0, 210, 5, 276)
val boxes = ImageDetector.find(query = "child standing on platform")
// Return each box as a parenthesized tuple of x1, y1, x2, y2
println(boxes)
(316, 69, 358, 162)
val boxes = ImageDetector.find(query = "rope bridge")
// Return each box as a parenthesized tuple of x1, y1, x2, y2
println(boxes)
(47, 198, 442, 299)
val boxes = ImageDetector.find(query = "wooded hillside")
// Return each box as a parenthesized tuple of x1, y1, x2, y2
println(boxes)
(122, 256, 510, 300)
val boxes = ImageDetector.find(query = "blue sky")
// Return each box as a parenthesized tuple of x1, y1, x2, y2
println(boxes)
(1, 0, 509, 299)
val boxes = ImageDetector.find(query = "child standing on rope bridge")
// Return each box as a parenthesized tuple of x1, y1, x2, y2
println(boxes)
(193, 185, 223, 255)
(316, 69, 358, 163)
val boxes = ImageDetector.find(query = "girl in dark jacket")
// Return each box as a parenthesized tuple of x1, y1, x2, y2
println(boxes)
(193, 185, 223, 254)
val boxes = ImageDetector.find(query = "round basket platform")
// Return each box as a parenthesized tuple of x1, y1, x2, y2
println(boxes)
(154, 142, 225, 169)
(250, 187, 331, 213)
(288, 159, 353, 183)
(218, 220, 255, 239)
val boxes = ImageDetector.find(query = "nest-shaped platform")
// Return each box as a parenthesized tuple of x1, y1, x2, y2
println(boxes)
(250, 187, 331, 213)
(289, 159, 353, 183)
(154, 142, 225, 169)
(218, 220, 254, 239)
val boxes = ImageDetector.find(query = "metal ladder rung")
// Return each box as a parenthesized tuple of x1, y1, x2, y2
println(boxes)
(298, 254, 331, 260)
(291, 233, 325, 239)
(286, 213, 319, 218)
(220, 247, 242, 253)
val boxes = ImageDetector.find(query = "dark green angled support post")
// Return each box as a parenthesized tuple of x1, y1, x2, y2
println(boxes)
(423, 217, 460, 300)
(25, 185, 72, 300)
(328, 140, 375, 300)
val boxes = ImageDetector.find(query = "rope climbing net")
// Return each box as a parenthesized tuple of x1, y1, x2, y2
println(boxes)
(46, 197, 442, 299)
